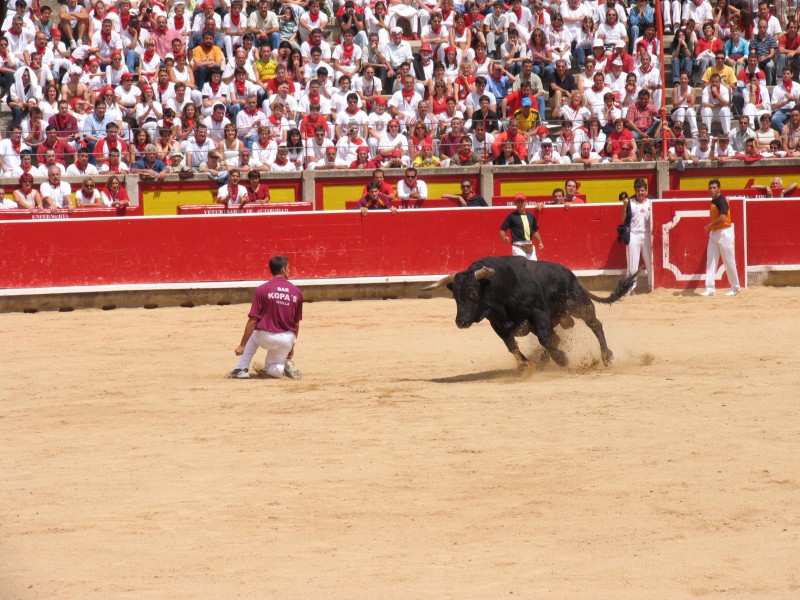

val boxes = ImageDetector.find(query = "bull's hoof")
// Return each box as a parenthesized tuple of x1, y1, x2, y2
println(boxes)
(550, 349, 568, 367)
(559, 315, 575, 329)
(602, 350, 614, 366)
(538, 351, 551, 366)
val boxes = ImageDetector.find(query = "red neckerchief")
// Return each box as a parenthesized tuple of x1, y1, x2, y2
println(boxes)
(121, 12, 130, 29)
(226, 183, 239, 202)
(11, 139, 21, 154)
(274, 157, 288, 166)
(430, 24, 442, 35)
(753, 85, 761, 104)
(209, 80, 221, 95)
(345, 106, 358, 115)
(457, 149, 472, 162)
(592, 83, 604, 92)
(268, 114, 281, 126)
(136, 142, 147, 153)
(235, 79, 246, 95)
(211, 112, 224, 123)
(640, 65, 652, 74)
(81, 189, 94, 201)
(158, 81, 169, 94)
(107, 165, 121, 173)
(35, 41, 47, 53)
(401, 88, 415, 102)
(244, 105, 258, 116)
(143, 50, 155, 63)
(185, 117, 195, 129)
(513, 6, 522, 19)
(174, 15, 184, 29)
(101, 31, 112, 44)
(308, 92, 320, 103)
(230, 12, 241, 26)
(455, 24, 465, 36)
(475, 55, 488, 66)
(340, 42, 355, 63)
(441, 9, 452, 20)
(537, 11, 545, 24)
(784, 80, 794, 93)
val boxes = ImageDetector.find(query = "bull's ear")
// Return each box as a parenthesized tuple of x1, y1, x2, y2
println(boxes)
(474, 267, 495, 281)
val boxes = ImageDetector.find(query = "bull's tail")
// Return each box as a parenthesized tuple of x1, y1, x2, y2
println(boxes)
(585, 269, 641, 305)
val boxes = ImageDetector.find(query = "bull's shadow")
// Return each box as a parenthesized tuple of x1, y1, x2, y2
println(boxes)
(430, 368, 529, 383)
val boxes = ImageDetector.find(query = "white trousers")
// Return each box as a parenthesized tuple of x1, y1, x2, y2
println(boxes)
(705, 226, 741, 292)
(235, 330, 296, 378)
(511, 244, 537, 261)
(626, 230, 652, 291)
(672, 106, 698, 136)
(701, 106, 732, 134)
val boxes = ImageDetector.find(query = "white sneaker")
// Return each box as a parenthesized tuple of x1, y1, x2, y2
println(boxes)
(226, 368, 249, 379)
(700, 290, 715, 297)
(725, 288, 741, 296)
(284, 360, 302, 380)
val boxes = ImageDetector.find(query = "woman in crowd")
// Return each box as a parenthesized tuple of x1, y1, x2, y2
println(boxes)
(129, 128, 150, 167)
(135, 85, 163, 141)
(671, 72, 699, 137)
(218, 123, 244, 162)
(286, 128, 305, 169)
(101, 175, 130, 208)
(12, 174, 43, 211)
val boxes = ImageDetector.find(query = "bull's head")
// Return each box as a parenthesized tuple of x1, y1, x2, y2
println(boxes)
(422, 266, 495, 329)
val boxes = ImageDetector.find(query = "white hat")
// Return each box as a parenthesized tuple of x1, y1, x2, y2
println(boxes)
(69, 64, 83, 75)
(612, 57, 623, 66)
(592, 39, 604, 48)
(391, 26, 403, 34)
(615, 40, 626, 48)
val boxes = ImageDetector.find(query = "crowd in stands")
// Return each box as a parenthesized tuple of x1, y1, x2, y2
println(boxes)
(1, 0, 800, 209)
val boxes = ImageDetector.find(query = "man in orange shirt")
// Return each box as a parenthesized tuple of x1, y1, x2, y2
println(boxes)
(192, 28, 224, 89)
(701, 178, 741, 296)
(490, 118, 528, 161)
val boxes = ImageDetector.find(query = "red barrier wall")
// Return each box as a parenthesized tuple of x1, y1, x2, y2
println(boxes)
(745, 199, 800, 266)
(0, 205, 626, 289)
(3, 200, 799, 290)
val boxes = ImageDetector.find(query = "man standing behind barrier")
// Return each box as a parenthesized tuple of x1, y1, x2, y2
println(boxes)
(701, 179, 741, 297)
(499, 194, 544, 260)
(229, 256, 303, 380)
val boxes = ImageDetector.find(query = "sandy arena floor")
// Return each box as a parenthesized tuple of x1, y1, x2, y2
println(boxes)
(1, 287, 799, 599)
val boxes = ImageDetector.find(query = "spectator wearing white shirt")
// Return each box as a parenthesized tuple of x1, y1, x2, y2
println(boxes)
(397, 167, 428, 203)
(40, 166, 74, 211)
(270, 144, 298, 171)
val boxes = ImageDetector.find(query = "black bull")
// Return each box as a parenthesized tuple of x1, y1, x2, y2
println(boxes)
(422, 257, 638, 370)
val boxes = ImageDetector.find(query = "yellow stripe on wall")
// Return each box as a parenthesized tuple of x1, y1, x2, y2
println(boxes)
(500, 177, 636, 203)
(677, 173, 797, 192)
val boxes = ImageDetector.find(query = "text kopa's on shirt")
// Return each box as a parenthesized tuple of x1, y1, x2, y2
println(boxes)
(268, 286, 299, 304)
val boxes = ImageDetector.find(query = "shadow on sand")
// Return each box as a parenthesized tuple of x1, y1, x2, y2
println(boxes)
(430, 368, 522, 383)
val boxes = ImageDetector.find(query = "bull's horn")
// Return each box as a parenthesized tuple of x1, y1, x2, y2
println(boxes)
(421, 274, 455, 290)
(474, 267, 495, 280)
